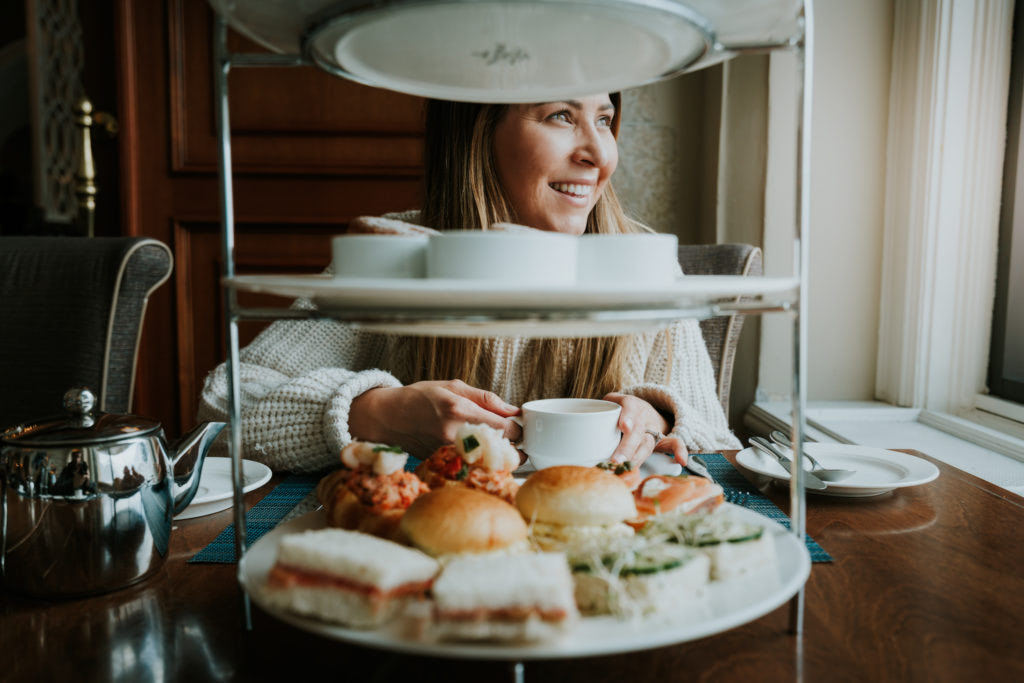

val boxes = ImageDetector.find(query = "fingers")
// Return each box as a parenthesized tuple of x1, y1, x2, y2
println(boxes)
(610, 414, 656, 468)
(446, 380, 520, 416)
(657, 436, 688, 466)
(426, 382, 521, 443)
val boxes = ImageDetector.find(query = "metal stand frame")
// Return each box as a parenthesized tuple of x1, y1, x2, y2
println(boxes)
(212, 0, 813, 639)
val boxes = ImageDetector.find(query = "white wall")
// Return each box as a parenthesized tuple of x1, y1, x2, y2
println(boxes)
(759, 0, 894, 402)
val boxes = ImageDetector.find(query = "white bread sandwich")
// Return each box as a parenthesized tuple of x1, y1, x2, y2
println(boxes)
(400, 486, 529, 558)
(431, 552, 579, 642)
(570, 537, 711, 616)
(316, 441, 429, 543)
(640, 508, 776, 581)
(262, 528, 438, 628)
(515, 465, 638, 556)
(415, 423, 521, 504)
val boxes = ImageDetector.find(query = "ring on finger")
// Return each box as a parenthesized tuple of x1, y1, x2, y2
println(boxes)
(644, 429, 663, 442)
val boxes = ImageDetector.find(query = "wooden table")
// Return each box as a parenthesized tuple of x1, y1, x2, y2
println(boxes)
(3, 451, 1023, 682)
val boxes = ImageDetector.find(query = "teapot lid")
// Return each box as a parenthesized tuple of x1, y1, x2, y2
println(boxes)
(1, 388, 161, 447)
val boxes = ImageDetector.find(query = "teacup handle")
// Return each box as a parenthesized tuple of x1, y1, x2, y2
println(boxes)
(510, 415, 525, 447)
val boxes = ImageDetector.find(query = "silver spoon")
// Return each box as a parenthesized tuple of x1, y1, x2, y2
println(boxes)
(749, 437, 828, 490)
(769, 430, 856, 482)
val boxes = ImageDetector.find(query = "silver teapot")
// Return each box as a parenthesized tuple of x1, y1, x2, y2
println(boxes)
(0, 388, 226, 598)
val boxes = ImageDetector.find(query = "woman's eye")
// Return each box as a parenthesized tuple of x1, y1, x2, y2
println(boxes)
(597, 115, 613, 127)
(548, 111, 571, 123)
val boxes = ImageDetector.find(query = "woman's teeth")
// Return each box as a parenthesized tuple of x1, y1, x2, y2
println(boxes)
(550, 183, 592, 198)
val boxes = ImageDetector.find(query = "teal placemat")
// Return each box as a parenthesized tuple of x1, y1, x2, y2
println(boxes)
(189, 454, 831, 563)
(188, 474, 322, 564)
(696, 452, 832, 563)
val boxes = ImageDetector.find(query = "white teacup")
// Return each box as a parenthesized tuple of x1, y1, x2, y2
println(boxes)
(515, 398, 622, 470)
(577, 233, 679, 285)
(331, 234, 429, 279)
(426, 231, 577, 285)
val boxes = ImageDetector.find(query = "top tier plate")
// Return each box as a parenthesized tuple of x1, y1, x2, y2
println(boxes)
(208, 1, 804, 101)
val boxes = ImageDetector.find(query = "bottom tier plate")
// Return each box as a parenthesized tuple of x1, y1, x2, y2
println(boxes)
(237, 505, 810, 660)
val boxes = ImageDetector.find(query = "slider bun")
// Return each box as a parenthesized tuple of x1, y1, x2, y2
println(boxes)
(517, 466, 637, 526)
(316, 469, 349, 507)
(323, 486, 407, 543)
(400, 487, 528, 556)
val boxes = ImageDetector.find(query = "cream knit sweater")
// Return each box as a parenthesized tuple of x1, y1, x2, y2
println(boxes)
(197, 221, 741, 472)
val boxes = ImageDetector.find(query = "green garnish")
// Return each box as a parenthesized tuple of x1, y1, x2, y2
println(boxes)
(455, 464, 469, 481)
(596, 461, 633, 475)
(372, 445, 405, 454)
(461, 434, 480, 452)
(572, 549, 685, 576)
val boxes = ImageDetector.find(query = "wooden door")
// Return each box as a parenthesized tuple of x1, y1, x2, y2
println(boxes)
(114, 0, 425, 434)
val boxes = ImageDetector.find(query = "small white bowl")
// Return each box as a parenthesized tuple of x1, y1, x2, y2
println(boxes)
(427, 231, 577, 284)
(331, 234, 429, 279)
(577, 233, 679, 285)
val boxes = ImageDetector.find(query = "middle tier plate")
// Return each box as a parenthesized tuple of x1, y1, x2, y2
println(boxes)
(226, 274, 799, 311)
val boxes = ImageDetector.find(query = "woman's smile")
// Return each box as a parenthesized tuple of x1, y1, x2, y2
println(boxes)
(549, 182, 595, 202)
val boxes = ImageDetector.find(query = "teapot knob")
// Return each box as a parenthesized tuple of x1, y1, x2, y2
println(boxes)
(63, 387, 96, 416)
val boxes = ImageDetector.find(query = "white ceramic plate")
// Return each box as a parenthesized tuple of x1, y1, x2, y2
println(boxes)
(226, 274, 799, 311)
(735, 445, 940, 498)
(174, 458, 273, 520)
(237, 506, 810, 660)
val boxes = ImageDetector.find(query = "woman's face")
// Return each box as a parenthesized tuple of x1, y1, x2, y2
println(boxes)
(492, 94, 618, 235)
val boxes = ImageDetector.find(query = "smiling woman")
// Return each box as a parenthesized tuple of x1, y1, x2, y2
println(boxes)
(197, 93, 741, 474)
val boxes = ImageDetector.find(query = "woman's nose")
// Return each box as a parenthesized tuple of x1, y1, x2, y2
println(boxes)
(573, 126, 613, 168)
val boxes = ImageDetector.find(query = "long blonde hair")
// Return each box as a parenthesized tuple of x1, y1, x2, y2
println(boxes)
(402, 95, 652, 401)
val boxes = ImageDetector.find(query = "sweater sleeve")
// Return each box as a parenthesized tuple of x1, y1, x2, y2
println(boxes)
(196, 315, 402, 472)
(622, 319, 742, 452)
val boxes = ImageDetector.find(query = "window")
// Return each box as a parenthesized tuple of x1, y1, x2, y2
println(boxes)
(989, 4, 1024, 407)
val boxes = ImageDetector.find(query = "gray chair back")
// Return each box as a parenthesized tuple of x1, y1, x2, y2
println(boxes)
(0, 237, 172, 428)
(677, 243, 763, 415)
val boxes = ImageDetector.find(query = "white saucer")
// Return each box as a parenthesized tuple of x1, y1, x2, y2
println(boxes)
(174, 457, 273, 520)
(735, 444, 939, 497)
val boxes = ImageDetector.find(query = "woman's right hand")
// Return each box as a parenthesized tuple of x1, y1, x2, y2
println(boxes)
(348, 380, 522, 458)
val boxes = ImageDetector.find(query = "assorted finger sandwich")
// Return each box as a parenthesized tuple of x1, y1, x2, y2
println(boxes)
(262, 423, 777, 643)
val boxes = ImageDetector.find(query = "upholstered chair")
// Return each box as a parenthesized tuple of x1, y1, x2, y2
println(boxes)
(0, 237, 173, 428)
(677, 244, 764, 415)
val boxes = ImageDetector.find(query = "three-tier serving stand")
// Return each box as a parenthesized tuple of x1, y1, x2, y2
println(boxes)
(209, 0, 816, 645)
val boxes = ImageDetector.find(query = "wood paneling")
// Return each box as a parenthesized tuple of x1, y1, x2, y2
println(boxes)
(117, 0, 425, 433)
(173, 220, 337, 427)
(167, 0, 424, 175)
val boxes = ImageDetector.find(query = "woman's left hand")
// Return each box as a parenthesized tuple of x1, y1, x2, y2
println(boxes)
(602, 392, 687, 468)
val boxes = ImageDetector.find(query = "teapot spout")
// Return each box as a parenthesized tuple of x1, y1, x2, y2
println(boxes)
(169, 421, 227, 515)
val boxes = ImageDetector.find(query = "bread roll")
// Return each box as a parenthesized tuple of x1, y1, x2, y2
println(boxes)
(320, 474, 407, 543)
(315, 469, 348, 507)
(400, 487, 528, 557)
(516, 466, 637, 526)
